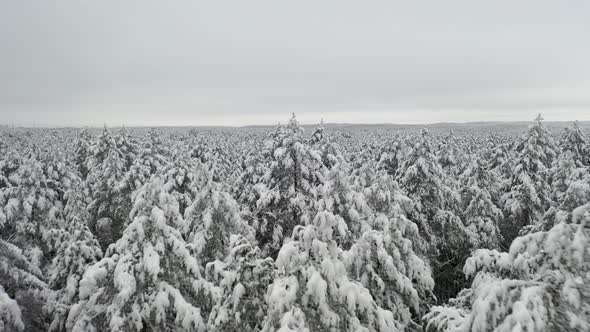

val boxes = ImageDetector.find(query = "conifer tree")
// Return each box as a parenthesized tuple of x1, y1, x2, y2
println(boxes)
(262, 210, 398, 332)
(86, 148, 129, 251)
(44, 190, 102, 332)
(206, 235, 275, 331)
(74, 129, 93, 180)
(67, 177, 217, 332)
(560, 121, 590, 167)
(501, 114, 557, 245)
(425, 203, 590, 332)
(396, 129, 473, 301)
(183, 180, 252, 268)
(86, 127, 119, 174)
(345, 210, 435, 330)
(0, 238, 51, 331)
(255, 114, 324, 257)
(1, 158, 64, 266)
(125, 128, 168, 192)
(460, 158, 504, 249)
(163, 149, 209, 216)
(115, 126, 139, 171)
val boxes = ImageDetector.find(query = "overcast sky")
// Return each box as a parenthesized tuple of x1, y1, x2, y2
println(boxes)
(1, 1, 589, 126)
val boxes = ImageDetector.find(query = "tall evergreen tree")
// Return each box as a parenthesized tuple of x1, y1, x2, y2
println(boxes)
(67, 177, 217, 332)
(425, 203, 590, 332)
(44, 190, 102, 332)
(501, 114, 557, 245)
(74, 129, 93, 180)
(262, 210, 398, 331)
(206, 235, 274, 331)
(255, 114, 324, 257)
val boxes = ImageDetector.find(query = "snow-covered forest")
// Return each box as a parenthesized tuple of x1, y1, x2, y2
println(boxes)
(0, 114, 588, 332)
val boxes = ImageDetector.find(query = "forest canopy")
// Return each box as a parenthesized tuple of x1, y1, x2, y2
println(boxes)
(0, 115, 588, 332)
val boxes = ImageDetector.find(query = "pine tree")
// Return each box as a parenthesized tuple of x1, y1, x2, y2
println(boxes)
(377, 136, 402, 177)
(395, 129, 472, 302)
(0, 284, 25, 332)
(460, 158, 504, 249)
(163, 149, 209, 216)
(183, 180, 252, 268)
(559, 121, 590, 167)
(309, 120, 342, 170)
(501, 114, 557, 245)
(40, 149, 80, 203)
(74, 129, 93, 180)
(425, 203, 590, 332)
(316, 160, 371, 248)
(86, 127, 119, 174)
(86, 148, 129, 251)
(261, 210, 398, 331)
(115, 126, 139, 171)
(125, 128, 168, 192)
(67, 177, 217, 332)
(44, 190, 102, 332)
(206, 235, 275, 331)
(0, 146, 22, 189)
(345, 210, 434, 331)
(1, 158, 64, 266)
(255, 114, 324, 257)
(0, 238, 51, 331)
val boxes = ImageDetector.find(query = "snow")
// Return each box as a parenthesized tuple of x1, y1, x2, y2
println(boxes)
(1, 116, 589, 331)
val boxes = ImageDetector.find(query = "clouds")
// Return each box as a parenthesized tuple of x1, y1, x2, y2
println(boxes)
(1, 1, 590, 126)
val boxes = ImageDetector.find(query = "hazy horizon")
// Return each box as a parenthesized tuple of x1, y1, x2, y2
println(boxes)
(2, 116, 589, 129)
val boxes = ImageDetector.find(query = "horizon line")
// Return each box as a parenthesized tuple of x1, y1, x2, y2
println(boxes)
(1, 119, 588, 130)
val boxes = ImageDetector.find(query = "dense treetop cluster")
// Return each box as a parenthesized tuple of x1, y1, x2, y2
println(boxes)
(0, 114, 588, 331)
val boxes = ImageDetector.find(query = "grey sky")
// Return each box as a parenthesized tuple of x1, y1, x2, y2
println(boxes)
(1, 1, 589, 126)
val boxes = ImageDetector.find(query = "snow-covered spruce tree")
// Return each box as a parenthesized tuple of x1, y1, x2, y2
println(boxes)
(0, 238, 51, 331)
(235, 152, 268, 213)
(163, 149, 210, 216)
(86, 148, 130, 252)
(206, 234, 275, 331)
(487, 141, 515, 182)
(44, 190, 102, 332)
(0, 145, 22, 189)
(395, 129, 462, 236)
(377, 136, 403, 178)
(255, 114, 324, 257)
(424, 203, 590, 332)
(460, 158, 504, 250)
(0, 284, 25, 332)
(309, 119, 325, 145)
(125, 128, 168, 193)
(114, 126, 139, 171)
(315, 160, 372, 248)
(309, 120, 342, 170)
(183, 179, 252, 268)
(0, 158, 64, 266)
(549, 150, 580, 207)
(539, 156, 590, 233)
(262, 210, 399, 332)
(559, 121, 590, 167)
(344, 208, 435, 331)
(395, 128, 473, 302)
(74, 129, 93, 180)
(462, 186, 503, 250)
(86, 126, 119, 175)
(67, 177, 218, 332)
(557, 169, 590, 216)
(435, 131, 462, 176)
(40, 149, 80, 203)
(460, 153, 502, 209)
(500, 114, 557, 245)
